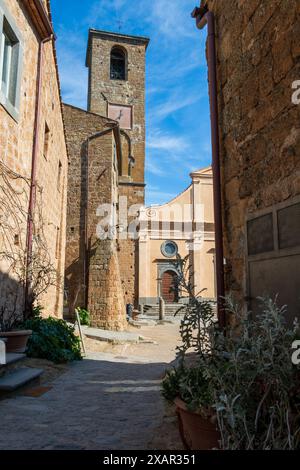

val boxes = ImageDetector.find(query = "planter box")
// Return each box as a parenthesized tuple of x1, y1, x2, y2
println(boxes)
(175, 397, 220, 450)
(0, 330, 32, 354)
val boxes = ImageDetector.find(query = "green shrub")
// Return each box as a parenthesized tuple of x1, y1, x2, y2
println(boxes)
(22, 316, 82, 363)
(162, 363, 214, 413)
(75, 307, 91, 326)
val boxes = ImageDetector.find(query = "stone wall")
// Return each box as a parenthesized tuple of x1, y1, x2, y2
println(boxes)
(86, 31, 148, 185)
(205, 0, 300, 303)
(118, 182, 145, 306)
(63, 104, 126, 330)
(0, 0, 68, 319)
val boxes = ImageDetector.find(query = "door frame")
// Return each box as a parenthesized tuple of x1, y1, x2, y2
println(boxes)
(157, 261, 180, 303)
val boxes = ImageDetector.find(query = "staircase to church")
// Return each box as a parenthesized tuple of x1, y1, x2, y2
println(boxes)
(142, 303, 188, 318)
(142, 300, 217, 320)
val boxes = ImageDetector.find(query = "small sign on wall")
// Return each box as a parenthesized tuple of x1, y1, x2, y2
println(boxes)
(108, 103, 133, 129)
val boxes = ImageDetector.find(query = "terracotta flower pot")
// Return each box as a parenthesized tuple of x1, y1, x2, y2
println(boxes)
(175, 397, 220, 450)
(0, 330, 32, 353)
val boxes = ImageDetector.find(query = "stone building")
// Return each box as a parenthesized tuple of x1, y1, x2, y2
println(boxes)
(139, 167, 216, 307)
(0, 0, 68, 321)
(195, 1, 300, 322)
(86, 30, 149, 309)
(63, 104, 126, 330)
(64, 30, 149, 329)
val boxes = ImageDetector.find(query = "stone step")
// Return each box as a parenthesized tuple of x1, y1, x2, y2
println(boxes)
(82, 326, 148, 344)
(128, 318, 157, 328)
(143, 305, 187, 317)
(0, 368, 44, 392)
(3, 353, 26, 366)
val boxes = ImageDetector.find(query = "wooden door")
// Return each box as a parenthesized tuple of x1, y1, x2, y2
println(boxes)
(161, 270, 178, 303)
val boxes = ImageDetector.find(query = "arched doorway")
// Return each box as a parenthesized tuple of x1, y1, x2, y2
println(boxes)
(161, 270, 179, 303)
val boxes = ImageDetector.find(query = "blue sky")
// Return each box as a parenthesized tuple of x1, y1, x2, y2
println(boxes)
(51, 0, 211, 206)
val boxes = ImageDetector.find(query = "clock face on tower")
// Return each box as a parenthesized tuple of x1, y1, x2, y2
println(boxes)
(108, 103, 133, 130)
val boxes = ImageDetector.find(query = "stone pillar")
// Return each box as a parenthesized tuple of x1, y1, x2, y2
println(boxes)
(159, 297, 165, 320)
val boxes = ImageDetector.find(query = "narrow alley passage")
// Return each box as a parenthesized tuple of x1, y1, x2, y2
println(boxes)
(0, 323, 182, 450)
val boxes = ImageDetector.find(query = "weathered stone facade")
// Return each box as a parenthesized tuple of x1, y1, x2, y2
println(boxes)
(63, 104, 126, 330)
(86, 30, 149, 307)
(0, 0, 68, 320)
(64, 30, 149, 328)
(203, 0, 300, 319)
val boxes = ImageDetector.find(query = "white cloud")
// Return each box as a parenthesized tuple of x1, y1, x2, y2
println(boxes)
(148, 0, 197, 41)
(146, 160, 166, 177)
(146, 188, 177, 206)
(55, 27, 88, 109)
(147, 131, 189, 152)
(51, 0, 212, 208)
(155, 95, 196, 120)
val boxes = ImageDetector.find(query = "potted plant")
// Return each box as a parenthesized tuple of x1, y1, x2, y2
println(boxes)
(163, 359, 220, 450)
(163, 256, 300, 449)
(211, 297, 300, 450)
(162, 256, 221, 450)
(0, 297, 32, 354)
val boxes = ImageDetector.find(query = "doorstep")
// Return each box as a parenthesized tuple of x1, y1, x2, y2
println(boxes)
(0, 368, 44, 392)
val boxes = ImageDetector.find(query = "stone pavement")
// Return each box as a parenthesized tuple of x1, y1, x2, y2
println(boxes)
(0, 323, 182, 450)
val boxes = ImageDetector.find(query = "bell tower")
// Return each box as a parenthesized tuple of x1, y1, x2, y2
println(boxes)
(86, 29, 149, 306)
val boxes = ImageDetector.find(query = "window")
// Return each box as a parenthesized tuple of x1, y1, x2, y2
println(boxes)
(110, 47, 126, 80)
(43, 122, 50, 159)
(247, 213, 274, 255)
(246, 198, 300, 325)
(0, 5, 22, 121)
(57, 160, 62, 191)
(55, 227, 60, 259)
(161, 240, 178, 258)
(278, 203, 300, 250)
(113, 142, 117, 170)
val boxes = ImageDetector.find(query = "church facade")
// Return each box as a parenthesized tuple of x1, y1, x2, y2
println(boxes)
(139, 167, 216, 307)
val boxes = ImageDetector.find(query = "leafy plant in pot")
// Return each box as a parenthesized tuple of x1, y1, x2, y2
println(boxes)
(163, 256, 300, 450)
(0, 295, 32, 354)
(162, 255, 221, 450)
(210, 296, 300, 450)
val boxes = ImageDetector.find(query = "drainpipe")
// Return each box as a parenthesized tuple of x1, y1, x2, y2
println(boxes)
(192, 7, 226, 328)
(25, 36, 53, 315)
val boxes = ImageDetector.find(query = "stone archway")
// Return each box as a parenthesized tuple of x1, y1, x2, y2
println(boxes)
(161, 270, 179, 303)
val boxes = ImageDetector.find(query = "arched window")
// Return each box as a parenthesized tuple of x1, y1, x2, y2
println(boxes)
(110, 47, 126, 80)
